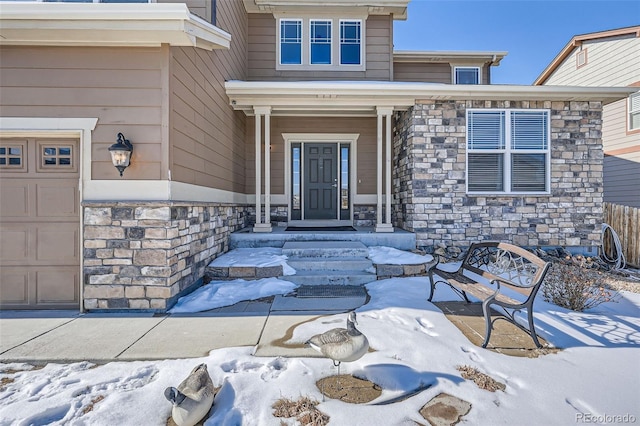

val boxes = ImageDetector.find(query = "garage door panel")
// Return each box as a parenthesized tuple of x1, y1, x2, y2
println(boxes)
(0, 182, 29, 218)
(1, 137, 79, 310)
(36, 181, 78, 217)
(36, 269, 79, 304)
(36, 224, 79, 263)
(0, 268, 29, 305)
(0, 226, 29, 262)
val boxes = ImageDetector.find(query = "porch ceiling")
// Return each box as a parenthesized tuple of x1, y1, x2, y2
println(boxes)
(225, 80, 638, 116)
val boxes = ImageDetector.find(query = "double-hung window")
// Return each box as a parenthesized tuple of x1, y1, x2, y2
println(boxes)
(455, 67, 480, 84)
(629, 92, 640, 131)
(310, 20, 331, 65)
(467, 109, 550, 194)
(280, 19, 302, 65)
(340, 20, 361, 65)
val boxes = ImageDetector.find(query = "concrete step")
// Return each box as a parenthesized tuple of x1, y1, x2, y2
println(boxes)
(282, 241, 368, 258)
(287, 257, 373, 271)
(281, 270, 377, 286)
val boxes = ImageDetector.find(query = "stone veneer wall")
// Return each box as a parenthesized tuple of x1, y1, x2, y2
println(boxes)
(83, 202, 248, 311)
(394, 100, 604, 253)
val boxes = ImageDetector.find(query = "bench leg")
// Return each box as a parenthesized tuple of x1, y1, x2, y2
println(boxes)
(427, 271, 437, 302)
(481, 298, 494, 348)
(528, 310, 542, 348)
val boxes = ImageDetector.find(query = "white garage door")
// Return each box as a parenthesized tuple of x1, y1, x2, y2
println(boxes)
(0, 137, 80, 309)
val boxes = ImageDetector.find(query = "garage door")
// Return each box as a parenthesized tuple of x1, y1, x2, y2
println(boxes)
(0, 137, 80, 309)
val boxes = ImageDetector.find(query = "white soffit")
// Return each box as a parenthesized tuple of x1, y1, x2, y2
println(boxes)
(225, 81, 638, 115)
(394, 50, 509, 66)
(243, 0, 409, 19)
(0, 3, 231, 50)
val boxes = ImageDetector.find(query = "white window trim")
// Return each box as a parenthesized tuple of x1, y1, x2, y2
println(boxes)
(276, 16, 366, 72)
(282, 133, 359, 222)
(453, 66, 481, 85)
(309, 19, 332, 66)
(279, 18, 303, 66)
(576, 48, 588, 69)
(628, 91, 640, 132)
(466, 109, 551, 195)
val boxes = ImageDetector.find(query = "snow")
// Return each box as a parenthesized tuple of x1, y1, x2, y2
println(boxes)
(367, 246, 434, 265)
(2, 247, 640, 426)
(208, 247, 296, 276)
(169, 278, 298, 314)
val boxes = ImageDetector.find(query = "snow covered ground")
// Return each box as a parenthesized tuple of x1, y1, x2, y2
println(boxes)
(1, 248, 639, 425)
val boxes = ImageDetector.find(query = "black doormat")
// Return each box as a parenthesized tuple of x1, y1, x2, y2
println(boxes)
(285, 226, 356, 232)
(296, 285, 367, 298)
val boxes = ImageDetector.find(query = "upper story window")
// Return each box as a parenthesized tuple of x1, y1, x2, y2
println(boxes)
(280, 19, 302, 65)
(629, 92, 640, 132)
(277, 17, 365, 71)
(455, 67, 480, 84)
(467, 109, 550, 194)
(340, 20, 361, 65)
(310, 20, 332, 65)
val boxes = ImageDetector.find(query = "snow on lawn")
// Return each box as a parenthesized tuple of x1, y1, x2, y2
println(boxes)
(368, 246, 434, 265)
(209, 247, 296, 275)
(169, 278, 299, 313)
(2, 249, 640, 425)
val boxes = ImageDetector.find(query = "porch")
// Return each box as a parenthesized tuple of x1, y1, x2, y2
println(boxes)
(229, 225, 416, 250)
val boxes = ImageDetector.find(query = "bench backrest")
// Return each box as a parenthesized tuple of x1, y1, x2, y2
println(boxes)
(460, 242, 551, 298)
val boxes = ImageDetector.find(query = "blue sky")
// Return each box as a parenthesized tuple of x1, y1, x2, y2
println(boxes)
(393, 0, 640, 84)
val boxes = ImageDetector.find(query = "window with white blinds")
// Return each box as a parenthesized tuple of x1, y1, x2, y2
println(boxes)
(467, 109, 550, 194)
(629, 92, 640, 131)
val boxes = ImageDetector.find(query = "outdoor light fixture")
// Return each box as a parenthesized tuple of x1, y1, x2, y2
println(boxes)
(108, 132, 133, 177)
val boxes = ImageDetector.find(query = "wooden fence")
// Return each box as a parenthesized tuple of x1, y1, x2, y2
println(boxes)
(603, 202, 640, 268)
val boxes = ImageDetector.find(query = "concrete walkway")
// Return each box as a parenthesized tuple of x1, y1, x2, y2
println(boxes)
(1, 294, 548, 364)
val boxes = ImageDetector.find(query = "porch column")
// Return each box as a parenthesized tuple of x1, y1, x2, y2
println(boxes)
(376, 106, 394, 233)
(253, 106, 272, 233)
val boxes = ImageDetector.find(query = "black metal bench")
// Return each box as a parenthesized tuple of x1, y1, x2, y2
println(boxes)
(428, 242, 551, 348)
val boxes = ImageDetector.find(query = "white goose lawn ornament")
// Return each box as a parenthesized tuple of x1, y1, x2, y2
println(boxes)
(306, 311, 369, 377)
(164, 363, 215, 426)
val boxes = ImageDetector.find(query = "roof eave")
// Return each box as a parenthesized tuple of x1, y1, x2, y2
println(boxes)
(0, 3, 231, 50)
(393, 50, 508, 66)
(225, 81, 636, 115)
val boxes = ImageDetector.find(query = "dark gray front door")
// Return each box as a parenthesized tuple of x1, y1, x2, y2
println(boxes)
(304, 143, 337, 219)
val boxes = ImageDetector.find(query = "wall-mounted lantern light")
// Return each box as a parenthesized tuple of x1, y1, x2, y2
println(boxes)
(108, 132, 133, 177)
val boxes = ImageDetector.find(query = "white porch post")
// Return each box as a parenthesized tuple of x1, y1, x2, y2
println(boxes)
(376, 106, 394, 233)
(253, 106, 272, 233)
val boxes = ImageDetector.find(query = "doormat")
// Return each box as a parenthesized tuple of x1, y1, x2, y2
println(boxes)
(285, 226, 356, 232)
(296, 285, 367, 298)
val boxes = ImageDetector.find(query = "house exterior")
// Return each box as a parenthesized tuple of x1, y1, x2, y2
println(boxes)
(0, 0, 634, 312)
(534, 26, 640, 208)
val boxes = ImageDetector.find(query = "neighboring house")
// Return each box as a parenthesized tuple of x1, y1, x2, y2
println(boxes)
(534, 26, 640, 208)
(0, 0, 634, 312)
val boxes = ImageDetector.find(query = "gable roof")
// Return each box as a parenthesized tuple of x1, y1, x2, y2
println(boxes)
(533, 25, 640, 85)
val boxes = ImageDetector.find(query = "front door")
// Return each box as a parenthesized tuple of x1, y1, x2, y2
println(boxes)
(304, 143, 337, 219)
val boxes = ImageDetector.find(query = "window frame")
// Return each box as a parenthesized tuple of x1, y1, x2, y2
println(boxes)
(466, 109, 551, 195)
(454, 66, 481, 85)
(576, 48, 588, 69)
(276, 16, 365, 71)
(279, 18, 303, 65)
(628, 91, 640, 133)
(309, 19, 332, 65)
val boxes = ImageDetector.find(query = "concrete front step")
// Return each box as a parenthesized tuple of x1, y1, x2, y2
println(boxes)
(286, 257, 373, 271)
(281, 270, 377, 286)
(282, 241, 368, 258)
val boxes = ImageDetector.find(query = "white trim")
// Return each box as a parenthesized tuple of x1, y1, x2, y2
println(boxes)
(0, 116, 98, 313)
(282, 133, 359, 222)
(628, 91, 640, 132)
(0, 3, 231, 50)
(465, 109, 551, 195)
(453, 66, 481, 85)
(276, 16, 365, 71)
(394, 50, 507, 65)
(226, 80, 636, 116)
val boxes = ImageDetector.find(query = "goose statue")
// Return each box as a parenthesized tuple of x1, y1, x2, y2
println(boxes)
(164, 363, 215, 426)
(305, 311, 369, 377)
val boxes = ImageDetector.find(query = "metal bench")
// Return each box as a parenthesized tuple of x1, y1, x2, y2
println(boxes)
(428, 241, 551, 348)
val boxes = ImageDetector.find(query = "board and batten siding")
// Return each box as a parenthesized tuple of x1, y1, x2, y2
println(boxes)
(245, 117, 378, 196)
(247, 14, 392, 81)
(168, 0, 248, 194)
(0, 46, 165, 180)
